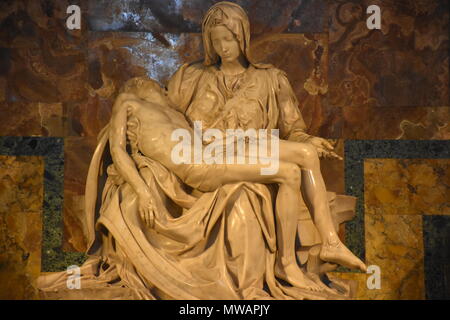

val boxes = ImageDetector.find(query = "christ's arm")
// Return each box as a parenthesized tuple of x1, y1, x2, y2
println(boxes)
(109, 93, 155, 227)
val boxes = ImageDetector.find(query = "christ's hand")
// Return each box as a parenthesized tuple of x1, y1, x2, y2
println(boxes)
(138, 189, 155, 228)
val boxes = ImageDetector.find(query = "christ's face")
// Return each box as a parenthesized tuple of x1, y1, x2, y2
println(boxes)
(210, 25, 241, 63)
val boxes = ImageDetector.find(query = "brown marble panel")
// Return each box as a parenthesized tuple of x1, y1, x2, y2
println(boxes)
(365, 214, 425, 300)
(252, 33, 328, 101)
(63, 98, 112, 138)
(62, 137, 97, 252)
(396, 107, 450, 140)
(63, 191, 88, 252)
(365, 159, 450, 216)
(0, 78, 5, 102)
(87, 0, 327, 34)
(343, 106, 450, 140)
(1, 44, 87, 103)
(302, 104, 343, 139)
(0, 156, 44, 213)
(321, 139, 345, 195)
(0, 0, 86, 48)
(0, 101, 64, 136)
(330, 272, 368, 300)
(79, 31, 338, 139)
(333, 214, 425, 300)
(329, 0, 449, 108)
(0, 0, 87, 103)
(88, 31, 203, 92)
(63, 31, 204, 137)
(251, 33, 341, 138)
(0, 155, 43, 300)
(0, 102, 43, 136)
(184, 0, 328, 34)
(320, 139, 346, 242)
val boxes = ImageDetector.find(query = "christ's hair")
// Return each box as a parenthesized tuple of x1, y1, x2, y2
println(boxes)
(119, 76, 164, 99)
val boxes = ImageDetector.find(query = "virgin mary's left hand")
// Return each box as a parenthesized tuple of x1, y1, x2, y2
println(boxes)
(307, 137, 343, 160)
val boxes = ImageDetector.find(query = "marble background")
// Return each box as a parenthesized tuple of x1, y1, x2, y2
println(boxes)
(0, 0, 448, 299)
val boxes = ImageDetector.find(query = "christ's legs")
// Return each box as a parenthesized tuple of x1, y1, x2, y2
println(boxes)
(276, 140, 367, 272)
(173, 160, 321, 291)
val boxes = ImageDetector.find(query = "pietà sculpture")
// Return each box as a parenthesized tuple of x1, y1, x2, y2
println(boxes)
(38, 1, 365, 300)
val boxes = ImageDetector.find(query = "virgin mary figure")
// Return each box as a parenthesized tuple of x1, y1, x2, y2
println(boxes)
(38, 1, 363, 300)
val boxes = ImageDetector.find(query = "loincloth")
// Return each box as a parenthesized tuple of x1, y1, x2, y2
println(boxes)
(176, 162, 228, 192)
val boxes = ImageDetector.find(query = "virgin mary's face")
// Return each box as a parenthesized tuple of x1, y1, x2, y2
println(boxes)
(210, 25, 242, 63)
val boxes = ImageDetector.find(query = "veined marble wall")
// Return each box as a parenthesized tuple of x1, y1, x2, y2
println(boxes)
(0, 0, 448, 299)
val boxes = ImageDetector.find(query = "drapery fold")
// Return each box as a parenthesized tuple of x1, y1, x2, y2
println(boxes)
(38, 125, 355, 300)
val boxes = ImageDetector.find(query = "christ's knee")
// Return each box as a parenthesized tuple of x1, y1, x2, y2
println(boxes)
(277, 163, 301, 187)
(298, 144, 319, 169)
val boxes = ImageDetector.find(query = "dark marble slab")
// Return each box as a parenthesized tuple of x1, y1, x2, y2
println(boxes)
(87, 0, 327, 34)
(423, 215, 450, 299)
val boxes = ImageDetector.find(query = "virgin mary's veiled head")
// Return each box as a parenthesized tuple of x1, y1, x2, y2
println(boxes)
(201, 1, 251, 66)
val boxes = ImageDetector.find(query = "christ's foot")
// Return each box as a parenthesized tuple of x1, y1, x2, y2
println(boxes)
(275, 260, 322, 292)
(306, 272, 340, 295)
(319, 239, 367, 272)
